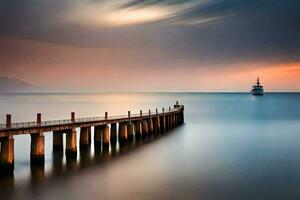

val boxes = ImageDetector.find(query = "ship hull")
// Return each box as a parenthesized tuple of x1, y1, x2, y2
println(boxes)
(251, 89, 264, 96)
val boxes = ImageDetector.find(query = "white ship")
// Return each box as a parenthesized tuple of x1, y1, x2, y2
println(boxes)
(251, 77, 264, 96)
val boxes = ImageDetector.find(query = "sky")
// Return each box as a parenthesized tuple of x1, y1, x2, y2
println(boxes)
(0, 0, 299, 91)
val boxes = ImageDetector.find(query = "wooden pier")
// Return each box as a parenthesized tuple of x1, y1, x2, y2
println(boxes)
(0, 102, 184, 173)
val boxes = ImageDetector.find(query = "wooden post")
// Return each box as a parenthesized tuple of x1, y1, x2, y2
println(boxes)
(105, 112, 108, 120)
(71, 112, 75, 122)
(37, 113, 41, 126)
(6, 114, 11, 129)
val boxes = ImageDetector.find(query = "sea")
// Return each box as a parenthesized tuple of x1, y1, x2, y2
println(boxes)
(0, 92, 300, 200)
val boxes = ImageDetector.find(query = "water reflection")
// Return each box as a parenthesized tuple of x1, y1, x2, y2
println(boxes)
(0, 173, 14, 194)
(52, 150, 64, 176)
(30, 163, 45, 184)
(0, 132, 167, 194)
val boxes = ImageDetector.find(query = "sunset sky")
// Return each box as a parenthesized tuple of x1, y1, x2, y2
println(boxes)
(0, 0, 299, 91)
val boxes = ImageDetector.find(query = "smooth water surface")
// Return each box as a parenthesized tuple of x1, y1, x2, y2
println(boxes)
(0, 93, 300, 200)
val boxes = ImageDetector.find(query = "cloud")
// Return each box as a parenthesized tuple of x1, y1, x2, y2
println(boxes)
(65, 1, 175, 27)
(0, 0, 299, 69)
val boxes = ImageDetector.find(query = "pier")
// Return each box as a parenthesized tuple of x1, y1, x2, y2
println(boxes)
(0, 102, 184, 173)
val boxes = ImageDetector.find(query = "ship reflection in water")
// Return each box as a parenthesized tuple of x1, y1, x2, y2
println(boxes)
(0, 133, 164, 195)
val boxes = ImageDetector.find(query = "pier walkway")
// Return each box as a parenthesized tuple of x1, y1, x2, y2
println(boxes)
(0, 102, 184, 173)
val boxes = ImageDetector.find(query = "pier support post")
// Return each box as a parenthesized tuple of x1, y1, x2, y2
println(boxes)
(173, 114, 176, 127)
(94, 126, 102, 148)
(66, 128, 77, 159)
(135, 121, 142, 138)
(30, 132, 45, 163)
(168, 114, 172, 130)
(153, 108, 160, 133)
(80, 127, 91, 149)
(119, 123, 128, 143)
(147, 119, 154, 134)
(164, 115, 167, 131)
(110, 123, 117, 145)
(53, 131, 63, 150)
(103, 125, 110, 148)
(0, 135, 14, 173)
(127, 111, 134, 141)
(169, 114, 173, 129)
(127, 122, 134, 141)
(148, 110, 154, 134)
(161, 108, 166, 132)
(142, 120, 148, 136)
(180, 107, 184, 124)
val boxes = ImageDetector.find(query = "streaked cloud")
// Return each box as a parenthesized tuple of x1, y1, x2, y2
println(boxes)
(0, 0, 299, 91)
(66, 2, 174, 27)
(64, 0, 205, 27)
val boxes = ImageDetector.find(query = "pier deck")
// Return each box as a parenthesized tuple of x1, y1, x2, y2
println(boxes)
(0, 102, 184, 173)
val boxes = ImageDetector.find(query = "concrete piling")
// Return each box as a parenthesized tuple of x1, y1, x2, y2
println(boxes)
(66, 128, 77, 158)
(119, 122, 128, 143)
(110, 123, 117, 144)
(103, 125, 110, 148)
(127, 111, 134, 141)
(30, 132, 45, 163)
(80, 127, 90, 149)
(94, 126, 102, 148)
(161, 108, 166, 132)
(148, 110, 154, 134)
(135, 121, 142, 138)
(53, 131, 63, 150)
(142, 120, 148, 136)
(0, 135, 14, 173)
(127, 122, 134, 141)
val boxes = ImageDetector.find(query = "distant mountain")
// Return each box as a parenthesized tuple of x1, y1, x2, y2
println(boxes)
(0, 76, 38, 92)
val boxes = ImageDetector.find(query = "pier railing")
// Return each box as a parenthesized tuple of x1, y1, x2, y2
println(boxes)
(0, 107, 180, 130)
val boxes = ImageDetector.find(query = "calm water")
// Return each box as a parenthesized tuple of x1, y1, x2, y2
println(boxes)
(0, 93, 300, 200)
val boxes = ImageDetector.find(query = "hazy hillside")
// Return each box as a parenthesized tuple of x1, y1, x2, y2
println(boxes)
(0, 76, 38, 92)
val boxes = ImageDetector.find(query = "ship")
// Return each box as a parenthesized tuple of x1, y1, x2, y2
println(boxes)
(251, 77, 264, 96)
